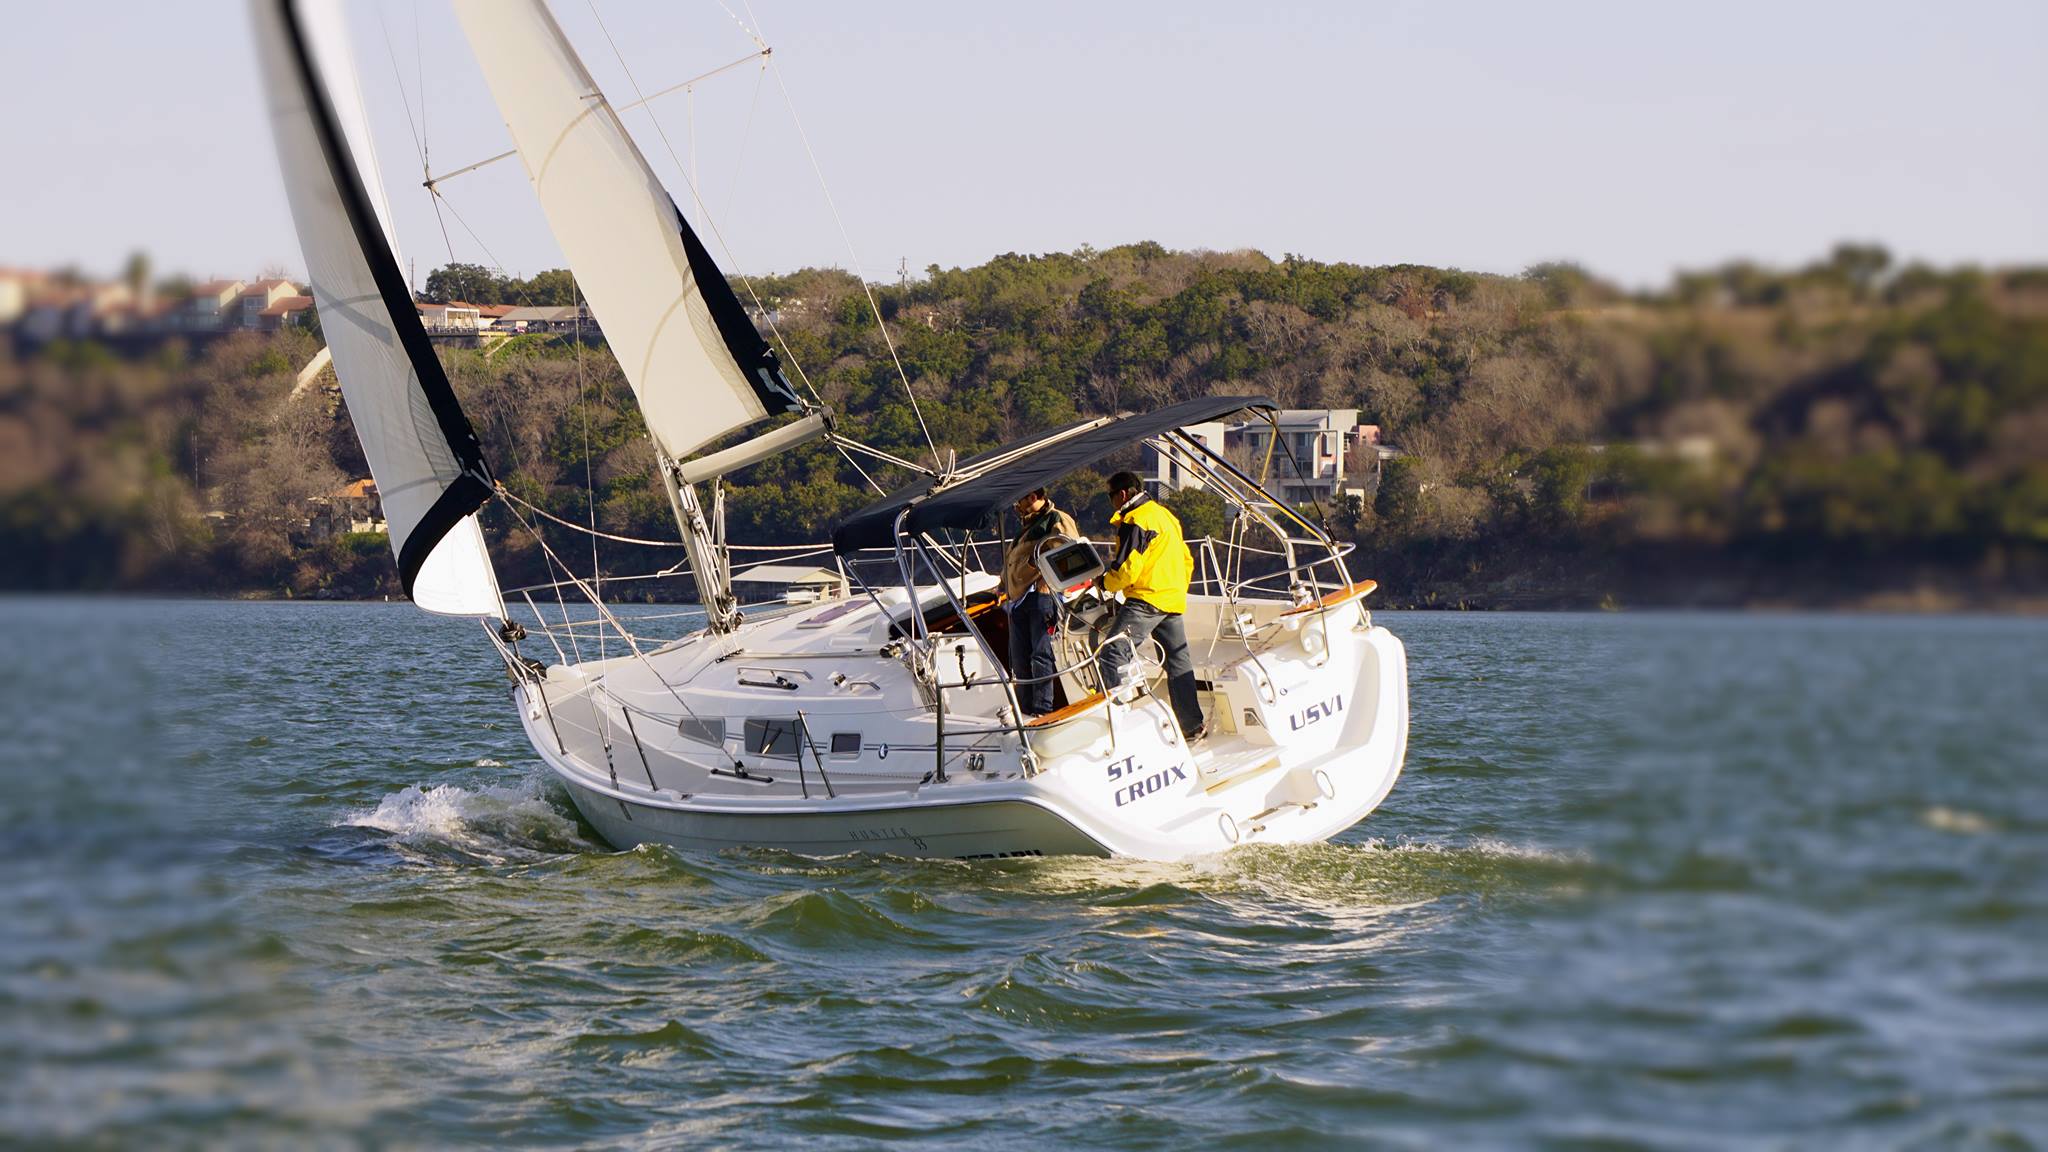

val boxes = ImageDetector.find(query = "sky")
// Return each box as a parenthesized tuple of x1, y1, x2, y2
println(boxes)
(2, 0, 2042, 290)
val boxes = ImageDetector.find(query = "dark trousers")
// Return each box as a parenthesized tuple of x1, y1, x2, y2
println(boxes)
(1097, 600, 1205, 736)
(1007, 590, 1059, 716)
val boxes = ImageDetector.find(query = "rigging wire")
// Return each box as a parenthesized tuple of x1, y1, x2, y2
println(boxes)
(570, 279, 605, 662)
(426, 188, 509, 274)
(721, 50, 768, 229)
(735, 0, 940, 471)
(496, 495, 747, 771)
(500, 485, 687, 547)
(580, 3, 814, 399)
(496, 483, 842, 575)
(580, 1, 910, 493)
(374, 2, 457, 268)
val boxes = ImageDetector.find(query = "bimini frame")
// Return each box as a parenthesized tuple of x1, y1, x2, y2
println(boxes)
(836, 410, 1359, 784)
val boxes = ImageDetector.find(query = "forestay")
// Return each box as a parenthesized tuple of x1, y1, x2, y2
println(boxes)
(451, 0, 810, 463)
(251, 0, 501, 616)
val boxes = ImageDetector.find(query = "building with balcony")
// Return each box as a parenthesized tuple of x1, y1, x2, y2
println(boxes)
(1139, 419, 1229, 494)
(185, 279, 246, 330)
(238, 279, 301, 328)
(1146, 407, 1396, 506)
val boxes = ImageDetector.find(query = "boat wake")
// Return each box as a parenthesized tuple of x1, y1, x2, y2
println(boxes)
(338, 774, 592, 863)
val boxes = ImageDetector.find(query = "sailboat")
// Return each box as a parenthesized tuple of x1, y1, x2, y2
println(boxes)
(252, 0, 1409, 861)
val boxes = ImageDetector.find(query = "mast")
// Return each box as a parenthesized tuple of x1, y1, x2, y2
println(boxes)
(451, 0, 825, 631)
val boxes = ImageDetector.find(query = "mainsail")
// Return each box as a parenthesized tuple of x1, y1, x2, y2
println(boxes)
(450, 0, 813, 464)
(252, 0, 501, 616)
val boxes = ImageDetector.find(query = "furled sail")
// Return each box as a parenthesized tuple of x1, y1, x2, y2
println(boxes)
(450, 0, 811, 463)
(251, 0, 501, 616)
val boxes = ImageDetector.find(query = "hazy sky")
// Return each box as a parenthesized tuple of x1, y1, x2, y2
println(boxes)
(3, 0, 2042, 289)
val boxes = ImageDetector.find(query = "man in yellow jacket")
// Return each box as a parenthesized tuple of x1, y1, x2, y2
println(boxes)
(1097, 470, 1205, 739)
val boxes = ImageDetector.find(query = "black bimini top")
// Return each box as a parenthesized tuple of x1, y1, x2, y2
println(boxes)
(832, 395, 1275, 553)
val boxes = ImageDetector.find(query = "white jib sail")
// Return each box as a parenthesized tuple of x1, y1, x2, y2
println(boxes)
(252, 0, 502, 616)
(451, 0, 808, 464)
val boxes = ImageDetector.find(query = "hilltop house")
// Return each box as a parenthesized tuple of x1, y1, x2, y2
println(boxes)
(238, 279, 300, 328)
(417, 301, 482, 331)
(1144, 408, 1397, 505)
(184, 279, 246, 330)
(497, 304, 590, 332)
(256, 296, 316, 330)
(1139, 419, 1230, 494)
(0, 268, 44, 325)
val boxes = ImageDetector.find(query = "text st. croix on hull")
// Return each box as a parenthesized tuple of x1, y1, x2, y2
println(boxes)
(253, 0, 1409, 861)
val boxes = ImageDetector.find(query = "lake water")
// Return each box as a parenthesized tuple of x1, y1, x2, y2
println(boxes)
(1, 600, 2043, 1149)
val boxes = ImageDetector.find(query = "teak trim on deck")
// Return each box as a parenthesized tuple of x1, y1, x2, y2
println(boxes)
(1025, 692, 1107, 728)
(1281, 580, 1378, 615)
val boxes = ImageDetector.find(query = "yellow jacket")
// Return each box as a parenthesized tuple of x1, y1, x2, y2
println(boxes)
(1104, 495, 1193, 614)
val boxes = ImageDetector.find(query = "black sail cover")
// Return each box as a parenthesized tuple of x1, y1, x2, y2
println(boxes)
(832, 396, 1275, 553)
(251, 0, 500, 615)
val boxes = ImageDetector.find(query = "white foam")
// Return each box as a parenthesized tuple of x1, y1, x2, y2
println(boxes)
(1350, 835, 1588, 864)
(1921, 806, 1995, 835)
(341, 774, 580, 858)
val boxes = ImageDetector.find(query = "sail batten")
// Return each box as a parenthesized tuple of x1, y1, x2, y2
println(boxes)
(253, 0, 501, 616)
(451, 0, 807, 463)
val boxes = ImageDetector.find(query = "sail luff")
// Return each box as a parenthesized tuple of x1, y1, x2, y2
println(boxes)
(252, 0, 501, 616)
(450, 0, 809, 463)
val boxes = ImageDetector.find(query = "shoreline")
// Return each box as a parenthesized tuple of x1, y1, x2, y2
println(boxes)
(9, 588, 2044, 615)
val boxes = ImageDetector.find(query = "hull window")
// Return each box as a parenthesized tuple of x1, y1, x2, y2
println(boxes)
(743, 718, 801, 759)
(679, 717, 725, 747)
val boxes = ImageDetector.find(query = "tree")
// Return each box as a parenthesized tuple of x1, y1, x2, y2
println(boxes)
(1827, 242, 1892, 297)
(1374, 456, 1423, 535)
(514, 268, 578, 306)
(123, 251, 152, 300)
(422, 262, 504, 305)
(1163, 487, 1228, 541)
(1531, 445, 1597, 530)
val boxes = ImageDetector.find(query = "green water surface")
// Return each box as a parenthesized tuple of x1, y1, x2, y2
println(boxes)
(1, 602, 2042, 1149)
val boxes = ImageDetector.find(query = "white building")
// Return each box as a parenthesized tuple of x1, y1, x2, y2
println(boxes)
(185, 279, 246, 330)
(238, 279, 301, 328)
(1139, 420, 1229, 494)
(1148, 408, 1393, 506)
(0, 268, 41, 324)
(731, 563, 849, 605)
(417, 301, 482, 331)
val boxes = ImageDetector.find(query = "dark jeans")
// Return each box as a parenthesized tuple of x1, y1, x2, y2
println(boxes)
(1097, 600, 1205, 736)
(1007, 590, 1059, 716)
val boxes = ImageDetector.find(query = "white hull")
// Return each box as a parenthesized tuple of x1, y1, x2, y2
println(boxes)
(509, 587, 1408, 862)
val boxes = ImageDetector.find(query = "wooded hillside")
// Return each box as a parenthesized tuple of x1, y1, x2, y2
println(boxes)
(5, 242, 2044, 608)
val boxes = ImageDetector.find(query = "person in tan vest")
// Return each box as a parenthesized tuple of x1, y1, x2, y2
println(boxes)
(1003, 487, 1079, 717)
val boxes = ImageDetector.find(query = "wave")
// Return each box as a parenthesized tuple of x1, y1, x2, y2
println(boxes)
(338, 774, 589, 863)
